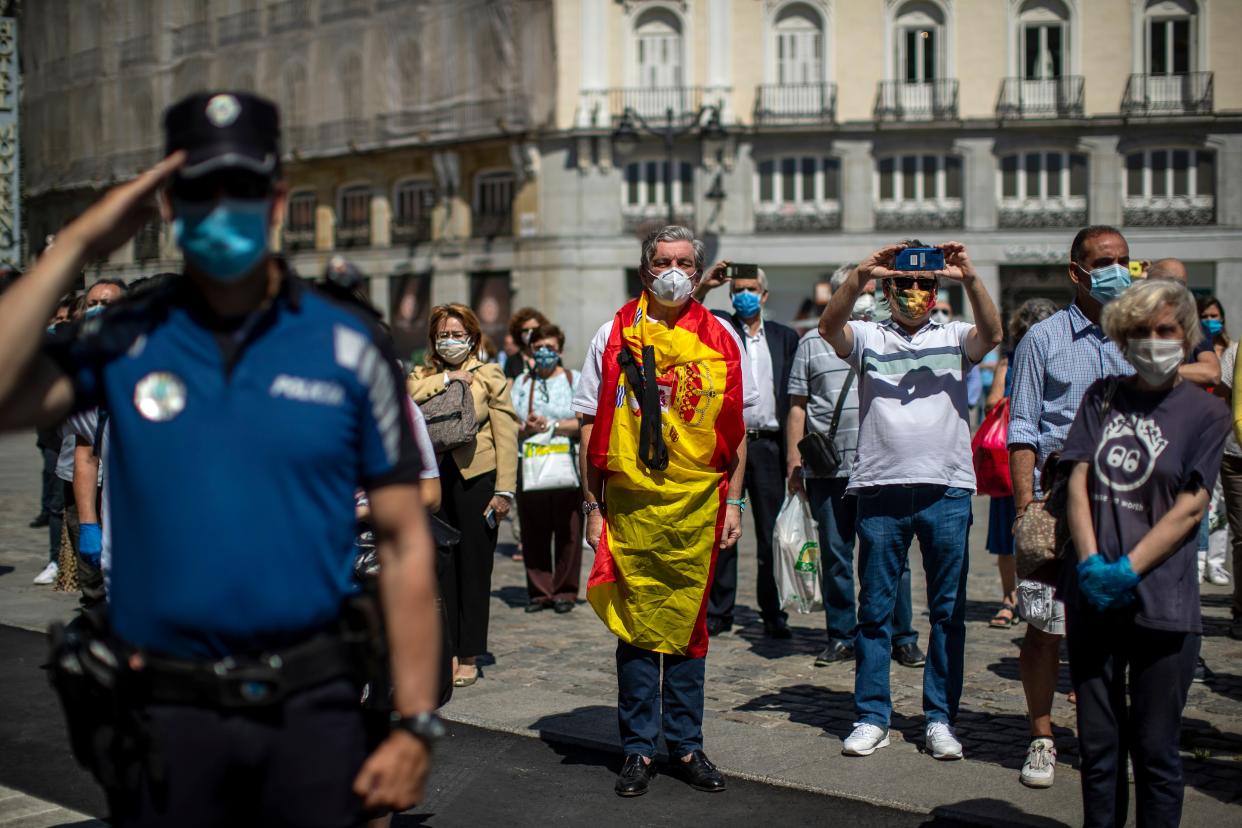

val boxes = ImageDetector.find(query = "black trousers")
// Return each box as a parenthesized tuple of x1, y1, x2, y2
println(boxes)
(43, 455, 64, 561)
(708, 434, 785, 624)
(110, 679, 373, 828)
(438, 458, 498, 659)
(1066, 602, 1199, 828)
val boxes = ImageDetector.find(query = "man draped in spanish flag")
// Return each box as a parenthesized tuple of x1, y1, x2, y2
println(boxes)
(572, 226, 757, 798)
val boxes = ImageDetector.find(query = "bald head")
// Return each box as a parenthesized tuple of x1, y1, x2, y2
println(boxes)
(1147, 258, 1188, 285)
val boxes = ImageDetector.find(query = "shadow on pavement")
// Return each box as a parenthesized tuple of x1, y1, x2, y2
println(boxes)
(924, 798, 1070, 827)
(1200, 670, 1242, 703)
(984, 655, 1074, 696)
(0, 565, 12, 577)
(490, 584, 528, 609)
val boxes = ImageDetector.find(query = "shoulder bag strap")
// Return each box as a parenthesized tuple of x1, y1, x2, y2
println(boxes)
(826, 368, 856, 443)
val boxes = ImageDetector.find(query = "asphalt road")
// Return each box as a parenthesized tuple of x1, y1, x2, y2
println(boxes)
(0, 624, 968, 827)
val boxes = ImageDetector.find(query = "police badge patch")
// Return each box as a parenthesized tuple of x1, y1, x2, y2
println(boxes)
(205, 94, 242, 128)
(133, 372, 187, 422)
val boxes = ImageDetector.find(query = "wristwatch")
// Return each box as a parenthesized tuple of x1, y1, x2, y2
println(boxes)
(390, 711, 447, 747)
(582, 501, 604, 516)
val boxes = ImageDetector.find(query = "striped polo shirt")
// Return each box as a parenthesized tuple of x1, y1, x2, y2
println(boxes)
(844, 318, 978, 492)
(787, 330, 859, 479)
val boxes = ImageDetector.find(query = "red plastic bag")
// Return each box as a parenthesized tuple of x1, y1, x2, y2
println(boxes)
(972, 397, 1012, 497)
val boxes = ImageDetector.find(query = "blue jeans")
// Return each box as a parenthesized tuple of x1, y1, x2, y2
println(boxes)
(806, 478, 918, 649)
(854, 485, 972, 727)
(615, 640, 705, 758)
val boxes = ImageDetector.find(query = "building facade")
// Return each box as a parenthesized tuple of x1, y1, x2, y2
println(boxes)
(21, 0, 1242, 365)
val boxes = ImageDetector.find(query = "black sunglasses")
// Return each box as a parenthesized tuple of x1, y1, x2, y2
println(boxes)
(170, 172, 273, 203)
(891, 277, 937, 290)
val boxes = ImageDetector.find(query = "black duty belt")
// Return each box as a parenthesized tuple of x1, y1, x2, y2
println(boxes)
(133, 632, 358, 709)
(746, 429, 781, 441)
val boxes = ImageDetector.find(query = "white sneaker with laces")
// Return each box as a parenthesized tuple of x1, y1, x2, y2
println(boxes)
(926, 722, 963, 760)
(32, 561, 58, 585)
(1206, 564, 1232, 586)
(842, 723, 889, 756)
(1020, 738, 1056, 788)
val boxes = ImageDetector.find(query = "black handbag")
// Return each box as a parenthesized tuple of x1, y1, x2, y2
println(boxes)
(797, 368, 855, 478)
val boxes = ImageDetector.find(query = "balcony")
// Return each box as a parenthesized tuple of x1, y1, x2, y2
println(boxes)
(69, 49, 102, 84)
(374, 95, 532, 143)
(321, 0, 371, 23)
(874, 201, 963, 231)
(998, 198, 1088, 229)
(173, 21, 212, 57)
(119, 34, 154, 68)
(1121, 73, 1213, 116)
(621, 206, 695, 235)
(753, 83, 837, 126)
(609, 87, 705, 123)
(472, 212, 513, 239)
(283, 227, 316, 252)
(269, 0, 312, 34)
(218, 9, 262, 45)
(392, 216, 433, 246)
(874, 80, 959, 122)
(1123, 195, 1214, 226)
(335, 224, 372, 249)
(755, 206, 841, 233)
(996, 77, 1084, 120)
(317, 118, 372, 149)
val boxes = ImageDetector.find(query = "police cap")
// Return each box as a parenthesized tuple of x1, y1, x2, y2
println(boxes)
(164, 91, 281, 180)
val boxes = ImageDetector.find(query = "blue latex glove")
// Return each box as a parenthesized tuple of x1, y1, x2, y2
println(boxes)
(1077, 554, 1139, 611)
(78, 523, 102, 567)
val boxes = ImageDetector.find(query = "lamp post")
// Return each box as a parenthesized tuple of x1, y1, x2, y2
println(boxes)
(612, 104, 727, 226)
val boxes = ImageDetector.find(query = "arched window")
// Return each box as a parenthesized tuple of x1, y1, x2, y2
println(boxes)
(473, 171, 516, 238)
(1016, 0, 1070, 80)
(393, 179, 435, 245)
(284, 190, 317, 251)
(893, 1, 945, 84)
(773, 3, 823, 86)
(635, 8, 683, 89)
(337, 184, 373, 249)
(1143, 0, 1198, 77)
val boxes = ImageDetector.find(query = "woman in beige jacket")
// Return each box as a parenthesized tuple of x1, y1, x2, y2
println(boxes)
(408, 304, 520, 687)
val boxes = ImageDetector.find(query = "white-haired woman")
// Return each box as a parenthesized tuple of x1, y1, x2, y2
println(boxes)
(1060, 279, 1230, 828)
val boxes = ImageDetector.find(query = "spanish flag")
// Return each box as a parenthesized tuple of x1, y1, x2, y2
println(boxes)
(587, 293, 745, 657)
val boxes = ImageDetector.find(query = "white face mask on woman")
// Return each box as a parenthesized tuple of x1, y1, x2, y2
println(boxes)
(436, 338, 473, 366)
(1124, 338, 1184, 386)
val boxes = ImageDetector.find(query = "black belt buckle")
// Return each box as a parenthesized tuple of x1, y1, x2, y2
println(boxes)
(211, 656, 285, 708)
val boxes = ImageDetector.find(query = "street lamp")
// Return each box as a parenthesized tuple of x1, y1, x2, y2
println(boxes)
(612, 103, 726, 226)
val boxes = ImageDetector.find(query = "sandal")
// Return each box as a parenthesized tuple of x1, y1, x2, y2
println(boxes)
(989, 602, 1019, 628)
(453, 665, 481, 687)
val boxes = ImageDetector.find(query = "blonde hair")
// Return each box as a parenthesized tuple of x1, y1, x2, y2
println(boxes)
(423, 303, 482, 370)
(1101, 279, 1202, 352)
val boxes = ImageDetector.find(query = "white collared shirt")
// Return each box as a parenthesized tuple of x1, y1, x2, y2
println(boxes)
(743, 322, 780, 430)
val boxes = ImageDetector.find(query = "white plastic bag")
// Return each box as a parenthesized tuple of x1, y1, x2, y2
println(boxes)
(773, 492, 823, 614)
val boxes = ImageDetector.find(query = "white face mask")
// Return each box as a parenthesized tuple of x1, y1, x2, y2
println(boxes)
(648, 267, 696, 307)
(436, 338, 473, 366)
(1124, 337, 1184, 387)
(851, 293, 876, 321)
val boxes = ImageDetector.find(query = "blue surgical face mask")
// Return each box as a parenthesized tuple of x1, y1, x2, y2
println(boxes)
(84, 305, 105, 319)
(731, 290, 762, 319)
(1080, 262, 1131, 304)
(173, 197, 271, 282)
(1204, 318, 1224, 336)
(533, 346, 559, 371)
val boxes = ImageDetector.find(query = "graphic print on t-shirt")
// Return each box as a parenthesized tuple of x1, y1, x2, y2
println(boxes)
(1093, 412, 1170, 494)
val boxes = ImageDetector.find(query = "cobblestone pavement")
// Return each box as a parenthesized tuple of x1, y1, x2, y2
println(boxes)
(478, 500, 1242, 809)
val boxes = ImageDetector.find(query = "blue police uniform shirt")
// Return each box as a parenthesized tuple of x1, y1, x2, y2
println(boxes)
(45, 268, 421, 659)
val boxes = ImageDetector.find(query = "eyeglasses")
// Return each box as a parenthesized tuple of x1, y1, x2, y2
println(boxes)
(435, 330, 468, 340)
(891, 277, 936, 290)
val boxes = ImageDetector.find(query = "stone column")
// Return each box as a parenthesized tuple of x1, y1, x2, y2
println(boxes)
(1209, 133, 1242, 228)
(1214, 259, 1242, 344)
(956, 137, 997, 231)
(1083, 135, 1122, 227)
(705, 0, 734, 122)
(970, 263, 1001, 324)
(575, 0, 609, 128)
(371, 191, 390, 248)
(838, 140, 874, 233)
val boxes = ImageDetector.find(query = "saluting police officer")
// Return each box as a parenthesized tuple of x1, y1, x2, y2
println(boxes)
(0, 92, 443, 826)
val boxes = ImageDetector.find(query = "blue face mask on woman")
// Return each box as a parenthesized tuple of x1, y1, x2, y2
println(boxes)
(1078, 262, 1131, 304)
(173, 198, 271, 282)
(731, 290, 762, 319)
(1204, 318, 1224, 336)
(533, 346, 560, 371)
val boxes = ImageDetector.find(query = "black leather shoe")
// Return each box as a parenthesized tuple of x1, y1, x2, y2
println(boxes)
(892, 642, 927, 668)
(28, 513, 49, 529)
(673, 750, 726, 792)
(763, 618, 792, 639)
(615, 754, 654, 797)
(705, 617, 732, 637)
(525, 601, 549, 613)
(814, 640, 854, 667)
(553, 600, 574, 614)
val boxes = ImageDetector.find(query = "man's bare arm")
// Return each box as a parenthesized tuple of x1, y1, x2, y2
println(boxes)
(786, 396, 807, 493)
(1010, 445, 1037, 512)
(1179, 350, 1220, 387)
(73, 440, 100, 525)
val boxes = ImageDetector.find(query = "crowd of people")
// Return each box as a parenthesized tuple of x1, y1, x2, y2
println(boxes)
(4, 89, 1238, 828)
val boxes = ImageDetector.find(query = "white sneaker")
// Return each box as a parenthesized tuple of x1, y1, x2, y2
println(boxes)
(842, 723, 889, 756)
(1206, 564, 1232, 586)
(926, 722, 963, 760)
(1020, 738, 1056, 788)
(32, 561, 58, 585)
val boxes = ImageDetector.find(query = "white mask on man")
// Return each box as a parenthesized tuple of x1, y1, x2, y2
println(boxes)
(649, 267, 696, 306)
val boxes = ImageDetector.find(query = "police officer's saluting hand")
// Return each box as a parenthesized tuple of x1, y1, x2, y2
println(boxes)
(0, 92, 441, 825)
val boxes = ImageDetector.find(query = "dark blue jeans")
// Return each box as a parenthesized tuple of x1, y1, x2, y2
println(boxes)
(854, 485, 972, 727)
(805, 477, 917, 649)
(615, 640, 705, 758)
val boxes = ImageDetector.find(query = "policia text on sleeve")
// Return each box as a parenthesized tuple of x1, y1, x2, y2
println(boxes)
(0, 91, 442, 824)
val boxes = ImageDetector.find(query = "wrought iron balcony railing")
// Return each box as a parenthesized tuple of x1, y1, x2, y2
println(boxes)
(335, 224, 372, 249)
(996, 76, 1084, 120)
(754, 206, 842, 233)
(472, 212, 514, 239)
(317, 118, 372, 149)
(753, 83, 837, 125)
(874, 79, 959, 122)
(874, 201, 964, 231)
(392, 217, 434, 246)
(283, 227, 317, 252)
(998, 198, 1088, 229)
(609, 87, 705, 123)
(1122, 195, 1215, 226)
(1121, 73, 1213, 116)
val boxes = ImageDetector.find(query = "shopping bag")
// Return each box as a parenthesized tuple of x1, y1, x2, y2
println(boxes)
(520, 428, 580, 492)
(773, 492, 823, 614)
(972, 397, 1012, 497)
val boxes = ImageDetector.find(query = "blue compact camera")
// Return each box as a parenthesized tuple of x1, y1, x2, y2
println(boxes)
(893, 247, 945, 271)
